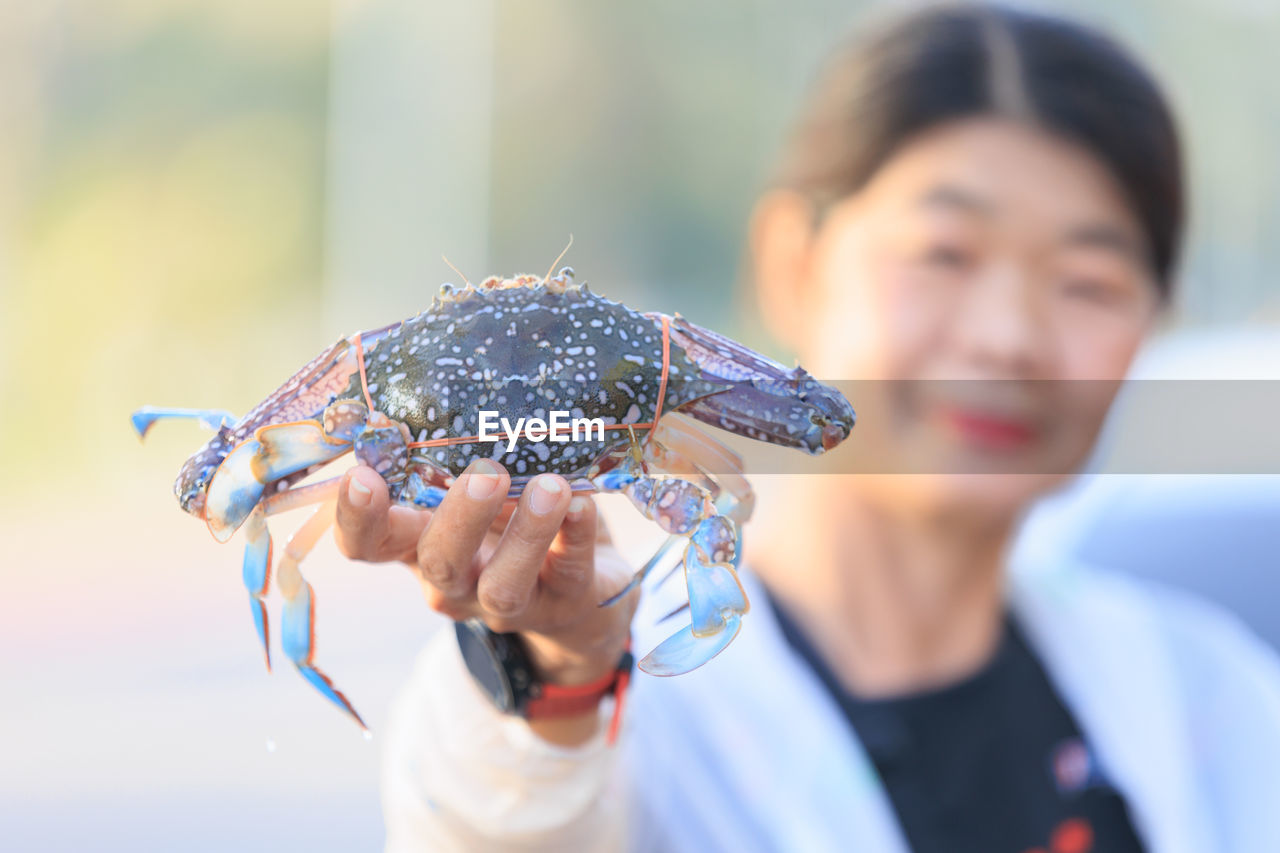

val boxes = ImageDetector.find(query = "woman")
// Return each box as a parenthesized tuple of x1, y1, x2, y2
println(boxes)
(338, 5, 1280, 851)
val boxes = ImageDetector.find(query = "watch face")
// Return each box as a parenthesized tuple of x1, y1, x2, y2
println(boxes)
(456, 620, 515, 712)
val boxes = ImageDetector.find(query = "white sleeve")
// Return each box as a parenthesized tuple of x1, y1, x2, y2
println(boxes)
(381, 627, 628, 853)
(1172, 600, 1280, 852)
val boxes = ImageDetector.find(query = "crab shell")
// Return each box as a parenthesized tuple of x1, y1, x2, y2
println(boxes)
(335, 271, 851, 486)
(175, 270, 855, 512)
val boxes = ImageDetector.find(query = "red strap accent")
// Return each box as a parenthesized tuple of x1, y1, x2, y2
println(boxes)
(524, 667, 620, 717)
(405, 315, 673, 451)
(353, 331, 376, 414)
(524, 646, 634, 747)
(645, 315, 671, 448)
(606, 666, 631, 746)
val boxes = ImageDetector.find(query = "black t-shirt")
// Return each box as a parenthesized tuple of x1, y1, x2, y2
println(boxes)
(767, 593, 1147, 853)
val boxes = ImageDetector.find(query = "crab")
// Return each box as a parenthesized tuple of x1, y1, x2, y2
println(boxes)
(133, 267, 855, 728)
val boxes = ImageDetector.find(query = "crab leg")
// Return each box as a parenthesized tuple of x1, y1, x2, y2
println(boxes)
(263, 478, 343, 517)
(275, 499, 367, 730)
(399, 472, 448, 509)
(228, 478, 346, 674)
(647, 479, 747, 592)
(203, 401, 397, 726)
(636, 485, 748, 676)
(241, 505, 274, 672)
(601, 481, 749, 607)
(130, 406, 237, 439)
(201, 401, 372, 689)
(598, 418, 754, 606)
(593, 464, 750, 675)
(597, 534, 683, 608)
(646, 414, 755, 524)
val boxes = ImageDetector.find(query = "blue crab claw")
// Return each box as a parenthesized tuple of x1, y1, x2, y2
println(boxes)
(639, 611, 743, 677)
(205, 439, 267, 543)
(639, 517, 749, 676)
(250, 420, 353, 484)
(205, 422, 353, 543)
(130, 406, 237, 439)
(281, 581, 367, 730)
(685, 546, 748, 637)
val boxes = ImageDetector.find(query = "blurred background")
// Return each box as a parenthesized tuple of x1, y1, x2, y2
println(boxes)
(1, 1, 1276, 850)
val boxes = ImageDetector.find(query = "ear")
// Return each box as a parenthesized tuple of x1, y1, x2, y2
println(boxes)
(749, 190, 818, 351)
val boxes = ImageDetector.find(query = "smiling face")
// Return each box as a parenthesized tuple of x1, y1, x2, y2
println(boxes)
(755, 118, 1162, 518)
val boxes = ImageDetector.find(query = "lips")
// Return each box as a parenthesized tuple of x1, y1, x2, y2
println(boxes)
(937, 405, 1039, 450)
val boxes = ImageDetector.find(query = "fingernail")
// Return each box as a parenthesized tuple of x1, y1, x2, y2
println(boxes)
(566, 496, 588, 521)
(529, 477, 564, 516)
(467, 459, 501, 500)
(348, 474, 373, 507)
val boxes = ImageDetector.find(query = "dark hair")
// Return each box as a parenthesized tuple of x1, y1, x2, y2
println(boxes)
(772, 3, 1184, 294)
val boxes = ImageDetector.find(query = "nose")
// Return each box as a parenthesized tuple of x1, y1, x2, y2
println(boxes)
(949, 260, 1046, 377)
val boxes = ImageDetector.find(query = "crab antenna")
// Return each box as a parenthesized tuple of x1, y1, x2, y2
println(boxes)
(442, 255, 470, 287)
(543, 234, 574, 283)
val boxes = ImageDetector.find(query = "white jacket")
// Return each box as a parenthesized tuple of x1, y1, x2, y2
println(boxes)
(381, 555, 1280, 852)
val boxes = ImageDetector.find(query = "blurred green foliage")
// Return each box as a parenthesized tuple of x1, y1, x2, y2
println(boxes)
(2, 0, 1277, 501)
(1, 2, 328, 493)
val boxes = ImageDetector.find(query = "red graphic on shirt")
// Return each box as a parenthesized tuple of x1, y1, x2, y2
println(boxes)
(1022, 817, 1094, 853)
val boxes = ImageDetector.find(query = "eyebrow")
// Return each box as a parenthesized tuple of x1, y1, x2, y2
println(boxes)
(917, 185, 994, 216)
(1061, 223, 1144, 263)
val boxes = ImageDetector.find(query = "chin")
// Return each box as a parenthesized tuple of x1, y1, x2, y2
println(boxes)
(868, 465, 1071, 524)
(900, 422, 1093, 521)
(847, 396, 1098, 522)
(927, 472, 1068, 520)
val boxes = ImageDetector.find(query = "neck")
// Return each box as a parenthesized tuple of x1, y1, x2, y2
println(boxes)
(751, 478, 1013, 698)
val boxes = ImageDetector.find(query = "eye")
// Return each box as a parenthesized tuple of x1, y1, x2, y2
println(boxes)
(1060, 278, 1121, 305)
(921, 243, 975, 272)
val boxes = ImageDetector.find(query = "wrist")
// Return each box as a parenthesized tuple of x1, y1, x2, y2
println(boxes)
(525, 645, 634, 747)
(522, 631, 630, 686)
(455, 620, 634, 746)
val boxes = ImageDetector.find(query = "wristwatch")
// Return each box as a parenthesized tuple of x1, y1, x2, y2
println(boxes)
(455, 619, 634, 729)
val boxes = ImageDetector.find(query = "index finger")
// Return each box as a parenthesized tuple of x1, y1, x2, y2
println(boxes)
(334, 467, 431, 564)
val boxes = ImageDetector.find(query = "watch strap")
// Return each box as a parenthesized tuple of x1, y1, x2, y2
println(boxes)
(525, 649, 634, 721)
(456, 618, 634, 744)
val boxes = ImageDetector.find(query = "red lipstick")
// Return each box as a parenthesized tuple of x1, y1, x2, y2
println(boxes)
(938, 406, 1038, 450)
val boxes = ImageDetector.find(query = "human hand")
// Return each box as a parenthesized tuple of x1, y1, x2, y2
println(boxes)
(334, 460, 640, 688)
